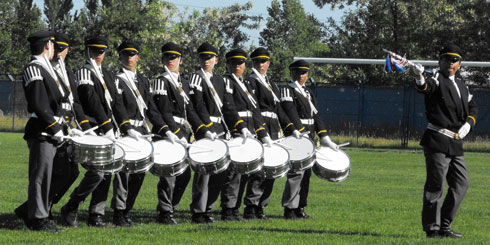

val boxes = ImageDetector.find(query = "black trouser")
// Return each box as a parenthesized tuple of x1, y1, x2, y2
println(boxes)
(422, 147, 469, 232)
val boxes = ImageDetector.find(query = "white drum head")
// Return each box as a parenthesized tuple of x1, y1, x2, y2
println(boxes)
(280, 136, 315, 161)
(189, 138, 228, 163)
(117, 137, 153, 161)
(227, 137, 264, 163)
(153, 139, 186, 165)
(72, 135, 113, 146)
(263, 144, 289, 167)
(316, 147, 350, 171)
(114, 144, 124, 160)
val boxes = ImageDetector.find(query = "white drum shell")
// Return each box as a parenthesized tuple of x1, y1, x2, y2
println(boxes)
(313, 147, 350, 182)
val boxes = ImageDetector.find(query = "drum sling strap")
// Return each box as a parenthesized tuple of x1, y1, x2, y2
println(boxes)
(289, 81, 318, 116)
(117, 68, 151, 133)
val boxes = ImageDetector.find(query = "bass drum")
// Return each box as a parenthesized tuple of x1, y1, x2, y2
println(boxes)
(313, 146, 350, 182)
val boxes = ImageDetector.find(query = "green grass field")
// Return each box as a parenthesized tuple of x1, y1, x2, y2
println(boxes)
(0, 132, 489, 244)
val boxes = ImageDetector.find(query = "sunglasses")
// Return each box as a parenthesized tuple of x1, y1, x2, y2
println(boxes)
(121, 50, 139, 56)
(230, 59, 246, 66)
(254, 59, 269, 64)
(91, 48, 107, 54)
(442, 56, 461, 63)
(164, 53, 180, 59)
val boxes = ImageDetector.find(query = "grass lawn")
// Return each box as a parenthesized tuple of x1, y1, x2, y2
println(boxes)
(0, 132, 489, 244)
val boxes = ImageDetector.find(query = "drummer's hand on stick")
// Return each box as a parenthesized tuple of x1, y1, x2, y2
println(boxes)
(165, 131, 179, 144)
(128, 129, 143, 141)
(70, 128, 84, 137)
(261, 135, 273, 147)
(411, 63, 425, 86)
(205, 131, 217, 141)
(321, 136, 339, 151)
(53, 130, 65, 143)
(292, 130, 301, 139)
(104, 130, 116, 140)
(241, 128, 253, 139)
(179, 137, 189, 147)
(457, 122, 471, 139)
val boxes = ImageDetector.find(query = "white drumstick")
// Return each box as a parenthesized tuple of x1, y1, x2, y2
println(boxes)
(316, 150, 332, 161)
(189, 144, 214, 151)
(273, 142, 293, 150)
(338, 142, 350, 148)
(83, 126, 99, 135)
(41, 132, 73, 140)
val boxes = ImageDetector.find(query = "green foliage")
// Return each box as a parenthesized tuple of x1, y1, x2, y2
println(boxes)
(260, 0, 330, 83)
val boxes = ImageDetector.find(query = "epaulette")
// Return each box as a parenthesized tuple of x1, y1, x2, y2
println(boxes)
(223, 77, 233, 94)
(189, 73, 203, 92)
(151, 78, 167, 95)
(280, 87, 293, 102)
(76, 68, 94, 86)
(23, 64, 43, 86)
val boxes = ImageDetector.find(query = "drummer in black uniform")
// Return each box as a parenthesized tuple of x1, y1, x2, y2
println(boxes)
(111, 40, 170, 226)
(280, 59, 338, 219)
(188, 43, 248, 223)
(15, 32, 93, 229)
(151, 42, 215, 224)
(221, 48, 273, 221)
(15, 30, 76, 232)
(60, 36, 139, 227)
(245, 47, 301, 219)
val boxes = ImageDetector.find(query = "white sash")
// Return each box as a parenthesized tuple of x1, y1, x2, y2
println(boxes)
(163, 65, 189, 104)
(117, 68, 147, 119)
(197, 69, 223, 109)
(251, 68, 279, 103)
(53, 58, 74, 105)
(289, 81, 318, 116)
(31, 55, 65, 98)
(85, 59, 113, 111)
(230, 73, 257, 108)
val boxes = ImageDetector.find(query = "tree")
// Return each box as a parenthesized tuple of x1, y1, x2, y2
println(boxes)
(259, 0, 329, 83)
(44, 0, 74, 31)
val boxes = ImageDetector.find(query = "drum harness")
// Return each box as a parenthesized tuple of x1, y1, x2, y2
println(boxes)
(163, 64, 193, 136)
(251, 68, 281, 130)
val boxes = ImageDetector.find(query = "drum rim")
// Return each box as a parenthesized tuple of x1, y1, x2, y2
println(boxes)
(263, 143, 290, 168)
(152, 139, 188, 164)
(280, 136, 316, 161)
(228, 137, 264, 163)
(188, 138, 230, 164)
(315, 146, 351, 171)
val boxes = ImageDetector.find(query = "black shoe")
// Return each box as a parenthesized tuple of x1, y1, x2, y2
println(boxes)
(60, 203, 79, 227)
(191, 214, 207, 224)
(426, 230, 441, 238)
(87, 214, 106, 227)
(113, 210, 131, 227)
(157, 211, 177, 225)
(439, 228, 463, 238)
(221, 208, 235, 221)
(284, 208, 297, 220)
(14, 206, 28, 225)
(295, 208, 311, 219)
(232, 208, 243, 221)
(255, 207, 270, 220)
(243, 206, 256, 220)
(203, 213, 215, 223)
(28, 218, 60, 232)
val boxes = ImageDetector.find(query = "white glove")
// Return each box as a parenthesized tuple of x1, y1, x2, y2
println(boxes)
(457, 122, 471, 139)
(127, 129, 142, 141)
(241, 128, 253, 139)
(165, 131, 179, 144)
(104, 130, 116, 140)
(70, 128, 84, 137)
(320, 136, 338, 151)
(292, 130, 301, 139)
(53, 130, 65, 142)
(179, 137, 188, 147)
(412, 63, 424, 75)
(205, 131, 217, 140)
(261, 135, 273, 147)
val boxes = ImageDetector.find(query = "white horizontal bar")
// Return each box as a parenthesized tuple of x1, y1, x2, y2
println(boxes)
(294, 57, 490, 67)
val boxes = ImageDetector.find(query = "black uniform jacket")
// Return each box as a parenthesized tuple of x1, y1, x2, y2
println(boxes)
(224, 73, 268, 139)
(151, 72, 208, 139)
(247, 73, 296, 136)
(116, 69, 169, 136)
(189, 70, 246, 135)
(22, 57, 69, 140)
(416, 71, 478, 155)
(60, 65, 91, 131)
(76, 61, 132, 134)
(280, 82, 327, 138)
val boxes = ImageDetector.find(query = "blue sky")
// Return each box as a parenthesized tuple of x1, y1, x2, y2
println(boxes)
(33, 0, 351, 45)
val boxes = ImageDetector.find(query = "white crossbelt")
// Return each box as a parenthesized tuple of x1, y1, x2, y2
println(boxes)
(130, 119, 145, 127)
(427, 123, 459, 139)
(210, 116, 222, 123)
(261, 111, 277, 119)
(173, 116, 187, 125)
(238, 110, 252, 118)
(301, 118, 315, 125)
(61, 102, 72, 111)
(32, 113, 64, 124)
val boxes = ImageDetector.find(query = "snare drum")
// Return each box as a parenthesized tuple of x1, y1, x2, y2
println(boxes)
(262, 144, 290, 179)
(227, 137, 264, 175)
(117, 137, 154, 174)
(189, 138, 230, 175)
(313, 146, 350, 182)
(150, 139, 188, 177)
(72, 135, 114, 166)
(279, 136, 316, 172)
(87, 144, 125, 174)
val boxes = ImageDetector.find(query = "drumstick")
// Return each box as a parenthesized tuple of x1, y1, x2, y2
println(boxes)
(273, 142, 293, 150)
(41, 132, 73, 140)
(338, 142, 350, 148)
(316, 150, 332, 161)
(83, 126, 99, 135)
(189, 144, 214, 151)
